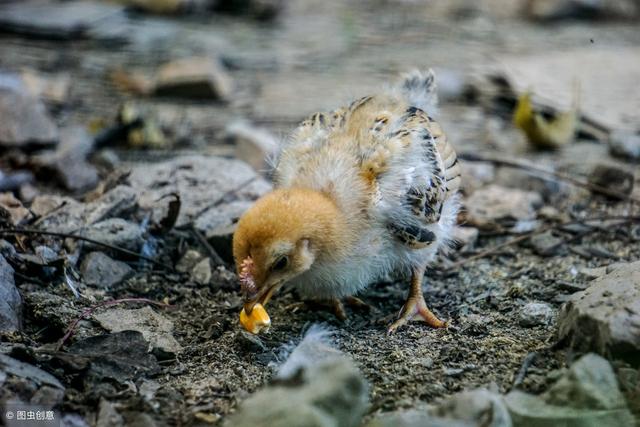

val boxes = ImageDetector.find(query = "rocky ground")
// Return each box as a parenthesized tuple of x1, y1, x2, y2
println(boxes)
(0, 0, 639, 426)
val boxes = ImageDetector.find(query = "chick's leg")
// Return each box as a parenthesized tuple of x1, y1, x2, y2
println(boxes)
(388, 266, 447, 333)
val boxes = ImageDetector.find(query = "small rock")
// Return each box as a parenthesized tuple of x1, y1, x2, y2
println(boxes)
(459, 161, 495, 196)
(0, 255, 21, 332)
(213, 0, 283, 20)
(80, 252, 133, 288)
(20, 69, 70, 105)
(69, 331, 160, 383)
(0, 192, 31, 225)
(0, 74, 58, 148)
(529, 231, 565, 256)
(588, 164, 634, 199)
(0, 353, 64, 389)
(93, 306, 182, 356)
(236, 330, 266, 352)
(557, 261, 640, 362)
(176, 249, 204, 273)
(191, 257, 212, 285)
(31, 385, 65, 407)
(83, 218, 144, 252)
(465, 184, 542, 229)
(226, 120, 279, 174)
(505, 353, 635, 426)
(519, 302, 554, 327)
(609, 129, 640, 160)
(33, 126, 99, 192)
(154, 57, 232, 100)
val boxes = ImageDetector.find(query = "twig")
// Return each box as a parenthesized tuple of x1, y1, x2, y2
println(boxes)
(56, 297, 171, 351)
(191, 226, 226, 267)
(513, 352, 537, 388)
(0, 228, 170, 270)
(458, 152, 640, 204)
(447, 215, 640, 271)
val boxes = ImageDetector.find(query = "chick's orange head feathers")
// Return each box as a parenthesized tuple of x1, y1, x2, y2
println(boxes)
(233, 188, 346, 306)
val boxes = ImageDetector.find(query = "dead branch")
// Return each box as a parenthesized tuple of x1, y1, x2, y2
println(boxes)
(0, 227, 170, 270)
(458, 152, 640, 204)
(447, 214, 640, 271)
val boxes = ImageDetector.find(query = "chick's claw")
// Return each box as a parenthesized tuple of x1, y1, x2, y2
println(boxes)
(387, 295, 448, 334)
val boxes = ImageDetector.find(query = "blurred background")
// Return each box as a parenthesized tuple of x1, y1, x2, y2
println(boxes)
(1, 0, 639, 426)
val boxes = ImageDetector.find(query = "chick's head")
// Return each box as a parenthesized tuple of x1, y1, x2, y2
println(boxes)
(233, 188, 345, 313)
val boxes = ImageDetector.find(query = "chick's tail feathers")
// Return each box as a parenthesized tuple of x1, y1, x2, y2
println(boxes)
(398, 69, 438, 117)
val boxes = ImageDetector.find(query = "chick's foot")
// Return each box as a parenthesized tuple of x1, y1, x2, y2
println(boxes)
(387, 267, 447, 333)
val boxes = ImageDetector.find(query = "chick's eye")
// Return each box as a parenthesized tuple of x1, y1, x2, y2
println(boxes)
(272, 256, 288, 271)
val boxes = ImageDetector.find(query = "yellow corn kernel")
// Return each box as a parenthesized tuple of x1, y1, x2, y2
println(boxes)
(239, 303, 271, 334)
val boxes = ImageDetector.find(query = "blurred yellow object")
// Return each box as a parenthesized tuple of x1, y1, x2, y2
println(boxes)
(513, 91, 579, 150)
(239, 303, 271, 334)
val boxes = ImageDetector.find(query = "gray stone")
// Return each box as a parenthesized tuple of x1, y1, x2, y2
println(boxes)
(80, 252, 133, 288)
(0, 255, 21, 332)
(176, 249, 204, 273)
(519, 302, 555, 327)
(228, 326, 368, 427)
(129, 156, 271, 229)
(33, 126, 99, 192)
(505, 354, 635, 427)
(93, 306, 182, 356)
(609, 130, 640, 160)
(459, 161, 495, 196)
(154, 57, 232, 100)
(557, 261, 640, 362)
(83, 218, 144, 252)
(431, 388, 512, 427)
(226, 358, 368, 427)
(0, 75, 58, 148)
(588, 164, 634, 199)
(191, 258, 212, 285)
(0, 353, 64, 389)
(226, 120, 279, 174)
(34, 185, 138, 234)
(576, 266, 608, 281)
(465, 185, 542, 229)
(0, 1, 126, 40)
(530, 231, 565, 257)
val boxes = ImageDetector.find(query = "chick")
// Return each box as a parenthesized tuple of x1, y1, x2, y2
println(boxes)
(233, 70, 461, 333)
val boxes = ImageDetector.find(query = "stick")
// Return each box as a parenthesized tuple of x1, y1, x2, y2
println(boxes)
(56, 297, 171, 350)
(0, 228, 170, 270)
(191, 226, 226, 267)
(447, 215, 640, 271)
(513, 352, 537, 387)
(458, 153, 640, 204)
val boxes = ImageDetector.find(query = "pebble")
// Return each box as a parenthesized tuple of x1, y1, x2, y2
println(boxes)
(519, 302, 554, 327)
(609, 129, 640, 160)
(80, 252, 133, 289)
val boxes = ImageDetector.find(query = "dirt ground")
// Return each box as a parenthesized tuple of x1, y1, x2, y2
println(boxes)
(1, 0, 639, 425)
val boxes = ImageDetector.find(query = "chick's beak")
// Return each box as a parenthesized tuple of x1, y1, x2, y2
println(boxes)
(243, 282, 280, 314)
